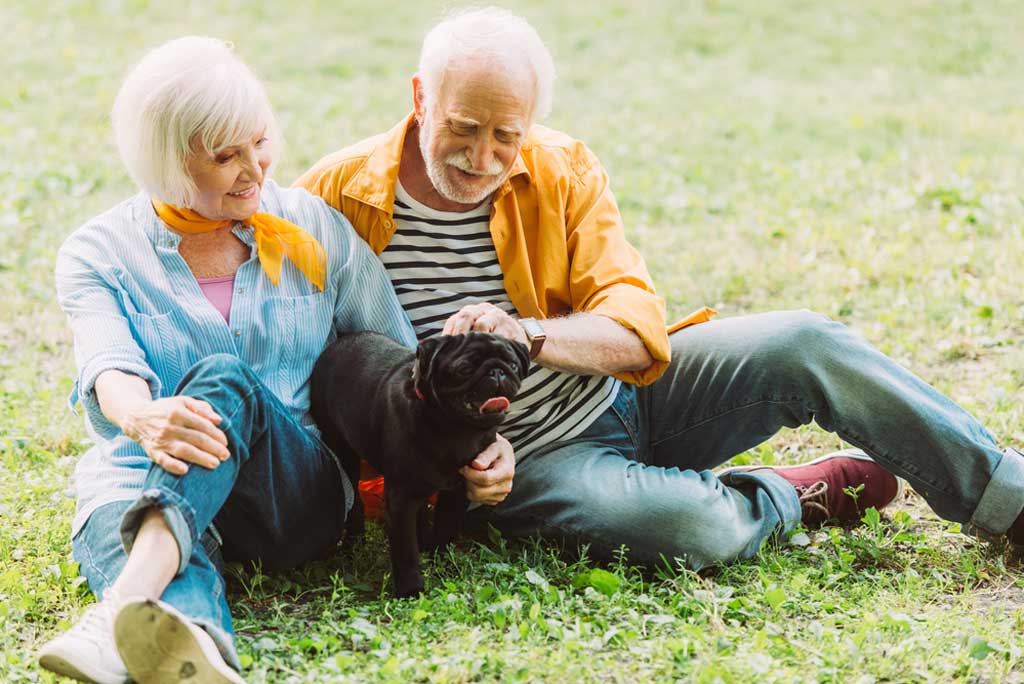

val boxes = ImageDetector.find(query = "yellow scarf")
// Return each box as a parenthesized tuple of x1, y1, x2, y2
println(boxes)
(152, 201, 327, 292)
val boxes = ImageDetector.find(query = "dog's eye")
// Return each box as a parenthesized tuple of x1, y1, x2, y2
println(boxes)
(453, 362, 474, 376)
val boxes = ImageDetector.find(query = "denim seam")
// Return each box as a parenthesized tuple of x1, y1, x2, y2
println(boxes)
(649, 396, 804, 448)
(217, 382, 261, 449)
(609, 400, 640, 454)
(75, 534, 114, 590)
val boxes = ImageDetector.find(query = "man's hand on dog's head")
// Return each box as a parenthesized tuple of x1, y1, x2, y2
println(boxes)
(461, 433, 515, 505)
(442, 302, 528, 348)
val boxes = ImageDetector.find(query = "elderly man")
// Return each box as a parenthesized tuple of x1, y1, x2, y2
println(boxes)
(296, 8, 1024, 569)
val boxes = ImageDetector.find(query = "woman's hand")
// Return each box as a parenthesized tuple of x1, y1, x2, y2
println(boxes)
(460, 433, 515, 505)
(121, 396, 231, 475)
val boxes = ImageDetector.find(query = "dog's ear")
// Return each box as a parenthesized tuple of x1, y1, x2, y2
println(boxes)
(511, 339, 531, 379)
(415, 336, 444, 382)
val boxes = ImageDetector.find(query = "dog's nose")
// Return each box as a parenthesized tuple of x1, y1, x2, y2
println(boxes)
(489, 368, 505, 383)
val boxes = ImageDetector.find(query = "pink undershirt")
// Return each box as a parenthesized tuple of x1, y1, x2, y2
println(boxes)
(196, 274, 235, 324)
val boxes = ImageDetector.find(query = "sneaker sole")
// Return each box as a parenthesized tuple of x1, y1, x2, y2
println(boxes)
(114, 599, 244, 684)
(719, 448, 906, 500)
(38, 651, 125, 684)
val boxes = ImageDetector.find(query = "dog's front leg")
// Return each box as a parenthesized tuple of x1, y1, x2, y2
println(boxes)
(385, 484, 428, 598)
(417, 504, 431, 552)
(430, 482, 469, 551)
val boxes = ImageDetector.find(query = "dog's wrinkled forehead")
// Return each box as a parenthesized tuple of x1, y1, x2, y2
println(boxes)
(417, 332, 529, 381)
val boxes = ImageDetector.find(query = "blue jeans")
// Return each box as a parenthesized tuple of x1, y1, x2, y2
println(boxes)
(72, 354, 353, 669)
(470, 310, 1024, 570)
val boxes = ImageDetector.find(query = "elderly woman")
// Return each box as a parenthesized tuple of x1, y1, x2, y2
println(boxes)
(37, 37, 417, 684)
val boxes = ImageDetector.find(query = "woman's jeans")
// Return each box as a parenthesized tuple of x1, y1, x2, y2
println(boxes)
(470, 310, 1024, 570)
(72, 354, 352, 668)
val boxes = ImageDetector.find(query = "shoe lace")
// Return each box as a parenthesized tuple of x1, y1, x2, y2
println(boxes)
(796, 480, 830, 518)
(68, 593, 121, 645)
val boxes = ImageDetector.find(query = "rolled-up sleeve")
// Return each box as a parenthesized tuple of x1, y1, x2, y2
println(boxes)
(323, 204, 418, 349)
(565, 148, 670, 386)
(55, 244, 161, 439)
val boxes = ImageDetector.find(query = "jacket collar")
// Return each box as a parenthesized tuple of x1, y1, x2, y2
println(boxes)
(342, 111, 532, 213)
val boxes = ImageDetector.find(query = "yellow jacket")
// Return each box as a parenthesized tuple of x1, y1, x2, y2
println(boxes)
(294, 113, 714, 385)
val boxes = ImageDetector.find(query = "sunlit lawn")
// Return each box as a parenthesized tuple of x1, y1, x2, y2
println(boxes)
(2, 1, 1023, 682)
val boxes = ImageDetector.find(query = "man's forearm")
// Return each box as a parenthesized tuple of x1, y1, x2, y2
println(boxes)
(532, 313, 654, 376)
(95, 369, 154, 432)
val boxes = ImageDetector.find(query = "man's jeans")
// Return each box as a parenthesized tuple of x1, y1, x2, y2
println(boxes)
(470, 310, 1024, 570)
(71, 354, 352, 668)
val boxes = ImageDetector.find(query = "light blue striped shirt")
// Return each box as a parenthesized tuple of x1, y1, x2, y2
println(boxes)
(56, 181, 417, 536)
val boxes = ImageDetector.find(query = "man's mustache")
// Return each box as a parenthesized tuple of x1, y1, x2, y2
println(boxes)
(445, 151, 504, 176)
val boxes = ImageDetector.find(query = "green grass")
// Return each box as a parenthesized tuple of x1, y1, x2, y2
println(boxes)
(3, 0, 1023, 682)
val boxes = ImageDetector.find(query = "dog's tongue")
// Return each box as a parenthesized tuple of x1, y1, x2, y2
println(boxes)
(479, 396, 511, 414)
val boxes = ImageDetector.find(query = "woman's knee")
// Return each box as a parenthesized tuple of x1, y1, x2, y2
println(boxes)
(176, 353, 258, 402)
(183, 353, 251, 385)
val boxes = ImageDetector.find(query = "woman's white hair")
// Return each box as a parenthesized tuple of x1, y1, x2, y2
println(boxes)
(112, 36, 281, 206)
(418, 7, 556, 121)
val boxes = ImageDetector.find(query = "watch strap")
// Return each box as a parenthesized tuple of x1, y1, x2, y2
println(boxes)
(520, 318, 546, 359)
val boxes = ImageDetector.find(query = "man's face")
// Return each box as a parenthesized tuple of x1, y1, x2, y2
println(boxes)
(417, 60, 535, 206)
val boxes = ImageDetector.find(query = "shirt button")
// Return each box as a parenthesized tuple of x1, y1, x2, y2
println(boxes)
(238, 288, 245, 294)
(384, 220, 393, 229)
(234, 330, 241, 337)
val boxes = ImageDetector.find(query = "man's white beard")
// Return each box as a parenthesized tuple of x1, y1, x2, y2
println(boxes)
(419, 123, 507, 205)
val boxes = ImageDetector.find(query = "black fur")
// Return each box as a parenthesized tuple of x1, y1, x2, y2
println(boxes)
(310, 331, 530, 597)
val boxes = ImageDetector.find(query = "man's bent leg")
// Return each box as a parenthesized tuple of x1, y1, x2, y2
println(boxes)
(643, 310, 1024, 535)
(470, 393, 801, 571)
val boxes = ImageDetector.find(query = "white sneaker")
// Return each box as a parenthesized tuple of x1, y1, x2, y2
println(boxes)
(38, 596, 130, 684)
(113, 598, 245, 684)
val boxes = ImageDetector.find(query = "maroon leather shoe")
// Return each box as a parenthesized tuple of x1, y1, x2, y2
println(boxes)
(721, 449, 904, 527)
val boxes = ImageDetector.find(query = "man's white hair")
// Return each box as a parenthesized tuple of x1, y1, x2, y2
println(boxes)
(112, 36, 281, 206)
(418, 7, 556, 121)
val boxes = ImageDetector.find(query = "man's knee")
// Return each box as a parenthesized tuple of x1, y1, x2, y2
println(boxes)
(751, 309, 845, 370)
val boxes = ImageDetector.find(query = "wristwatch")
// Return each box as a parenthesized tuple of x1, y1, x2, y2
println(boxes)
(519, 318, 547, 359)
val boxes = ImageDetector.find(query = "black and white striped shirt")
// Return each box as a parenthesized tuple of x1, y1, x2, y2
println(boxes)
(380, 181, 620, 458)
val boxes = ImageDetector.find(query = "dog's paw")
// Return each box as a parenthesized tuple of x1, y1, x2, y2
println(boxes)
(394, 573, 425, 599)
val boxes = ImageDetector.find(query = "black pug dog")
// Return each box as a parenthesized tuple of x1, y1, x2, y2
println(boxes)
(310, 331, 530, 597)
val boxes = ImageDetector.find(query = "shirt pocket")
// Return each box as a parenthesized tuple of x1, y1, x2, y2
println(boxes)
(125, 310, 186, 393)
(260, 292, 334, 402)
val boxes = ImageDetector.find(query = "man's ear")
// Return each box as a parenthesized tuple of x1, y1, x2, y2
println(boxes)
(412, 74, 426, 121)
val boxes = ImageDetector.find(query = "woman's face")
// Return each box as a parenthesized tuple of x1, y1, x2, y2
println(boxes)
(185, 130, 271, 221)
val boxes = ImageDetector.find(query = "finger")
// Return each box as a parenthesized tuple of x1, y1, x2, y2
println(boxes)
(463, 466, 502, 488)
(444, 312, 478, 336)
(469, 311, 504, 334)
(471, 440, 505, 470)
(184, 397, 222, 424)
(152, 450, 189, 476)
(164, 425, 231, 461)
(442, 307, 475, 335)
(444, 304, 492, 336)
(166, 441, 222, 470)
(172, 407, 229, 450)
